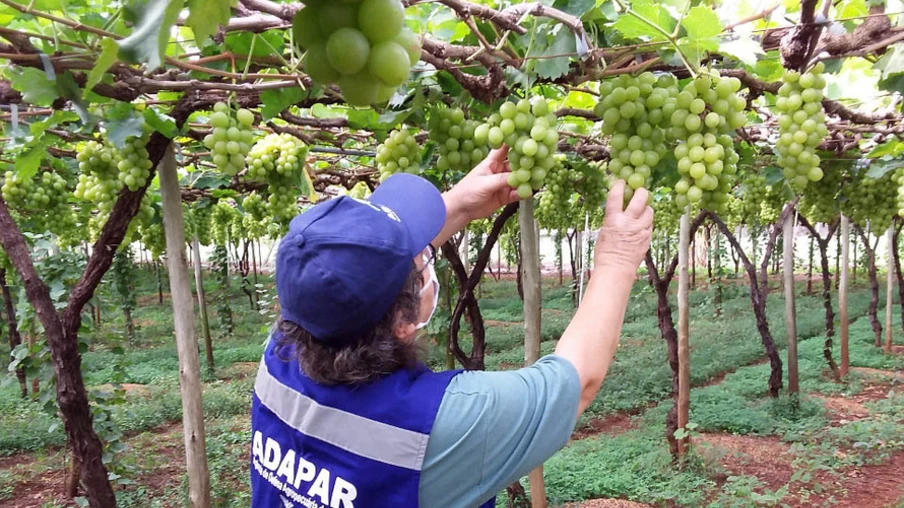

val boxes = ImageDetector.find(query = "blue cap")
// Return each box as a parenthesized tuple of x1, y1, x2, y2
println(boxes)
(275, 173, 446, 341)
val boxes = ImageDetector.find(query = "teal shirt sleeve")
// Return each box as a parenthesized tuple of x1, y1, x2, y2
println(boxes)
(418, 354, 581, 507)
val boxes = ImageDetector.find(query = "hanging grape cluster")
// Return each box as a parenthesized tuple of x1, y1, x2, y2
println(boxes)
(537, 156, 608, 230)
(595, 72, 673, 198)
(667, 71, 746, 210)
(187, 202, 214, 246)
(481, 98, 559, 199)
(75, 133, 153, 212)
(204, 102, 255, 176)
(292, 0, 421, 106)
(241, 192, 269, 239)
(428, 106, 490, 174)
(739, 173, 785, 226)
(775, 63, 828, 191)
(117, 134, 154, 191)
(801, 165, 841, 224)
(842, 169, 896, 232)
(211, 200, 238, 246)
(1, 169, 77, 236)
(246, 133, 309, 230)
(75, 140, 121, 213)
(895, 167, 904, 217)
(376, 128, 421, 179)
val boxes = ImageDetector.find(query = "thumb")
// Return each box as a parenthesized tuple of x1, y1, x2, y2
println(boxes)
(486, 146, 510, 164)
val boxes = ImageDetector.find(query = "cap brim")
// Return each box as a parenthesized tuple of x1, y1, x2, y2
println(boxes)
(369, 173, 446, 255)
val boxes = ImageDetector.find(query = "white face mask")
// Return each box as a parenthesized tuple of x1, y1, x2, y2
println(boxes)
(415, 256, 439, 330)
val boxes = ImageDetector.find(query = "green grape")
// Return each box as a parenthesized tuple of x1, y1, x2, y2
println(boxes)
(665, 69, 746, 212)
(293, 0, 415, 106)
(205, 102, 255, 176)
(481, 97, 558, 192)
(376, 128, 422, 179)
(801, 165, 841, 224)
(427, 106, 490, 174)
(245, 133, 310, 232)
(842, 167, 895, 232)
(775, 63, 827, 192)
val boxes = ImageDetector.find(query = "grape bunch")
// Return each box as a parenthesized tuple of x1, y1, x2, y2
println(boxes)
(652, 192, 681, 234)
(117, 134, 154, 191)
(842, 170, 895, 232)
(211, 200, 238, 246)
(801, 165, 841, 224)
(479, 98, 559, 199)
(666, 70, 746, 210)
(739, 173, 785, 225)
(775, 62, 828, 190)
(572, 159, 608, 210)
(2, 170, 68, 210)
(428, 106, 489, 173)
(189, 203, 214, 246)
(245, 133, 309, 229)
(204, 102, 255, 176)
(241, 192, 269, 239)
(595, 72, 675, 199)
(895, 167, 904, 217)
(75, 141, 123, 214)
(537, 156, 573, 226)
(376, 128, 421, 179)
(292, 0, 421, 106)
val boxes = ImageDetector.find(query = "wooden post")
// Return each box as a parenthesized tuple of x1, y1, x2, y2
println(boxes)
(158, 144, 212, 508)
(192, 237, 215, 373)
(840, 215, 850, 377)
(784, 207, 799, 395)
(677, 208, 691, 457)
(459, 229, 470, 275)
(575, 227, 583, 302)
(886, 226, 894, 354)
(518, 199, 546, 508)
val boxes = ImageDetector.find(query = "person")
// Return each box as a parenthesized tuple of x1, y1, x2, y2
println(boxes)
(250, 146, 653, 508)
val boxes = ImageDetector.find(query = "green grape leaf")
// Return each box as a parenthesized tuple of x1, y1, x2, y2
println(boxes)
(105, 116, 146, 149)
(346, 109, 380, 130)
(143, 108, 178, 138)
(678, 5, 722, 65)
(611, 0, 673, 41)
(838, 0, 868, 19)
(260, 88, 306, 120)
(15, 142, 47, 180)
(225, 31, 285, 58)
(867, 139, 904, 159)
(84, 38, 119, 100)
(753, 56, 785, 81)
(6, 67, 58, 107)
(719, 38, 763, 67)
(866, 158, 904, 179)
(534, 28, 576, 80)
(875, 44, 904, 91)
(186, 0, 233, 45)
(117, 0, 183, 71)
(552, 0, 595, 17)
(763, 166, 784, 186)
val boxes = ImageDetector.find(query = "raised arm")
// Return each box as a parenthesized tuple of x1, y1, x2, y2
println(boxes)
(431, 147, 519, 248)
(554, 181, 654, 414)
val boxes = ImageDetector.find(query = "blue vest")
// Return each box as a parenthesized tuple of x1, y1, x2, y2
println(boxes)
(250, 335, 497, 508)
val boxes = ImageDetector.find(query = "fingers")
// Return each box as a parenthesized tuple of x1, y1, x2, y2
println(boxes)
(624, 187, 650, 218)
(606, 180, 626, 216)
(638, 206, 654, 229)
(485, 146, 510, 173)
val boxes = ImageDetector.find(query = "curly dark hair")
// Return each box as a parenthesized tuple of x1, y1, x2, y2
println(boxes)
(274, 262, 425, 385)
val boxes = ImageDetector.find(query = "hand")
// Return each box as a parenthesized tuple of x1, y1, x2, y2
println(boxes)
(445, 146, 520, 221)
(594, 180, 654, 272)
